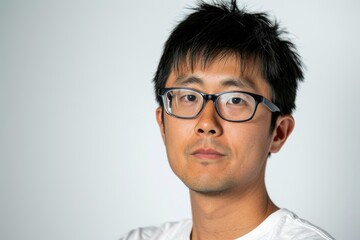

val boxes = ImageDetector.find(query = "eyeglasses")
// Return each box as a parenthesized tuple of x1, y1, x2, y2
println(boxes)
(158, 88, 281, 122)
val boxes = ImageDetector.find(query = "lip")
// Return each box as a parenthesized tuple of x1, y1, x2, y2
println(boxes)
(191, 148, 226, 160)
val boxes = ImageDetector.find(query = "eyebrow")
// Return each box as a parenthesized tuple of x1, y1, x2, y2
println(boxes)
(221, 78, 253, 89)
(174, 75, 256, 90)
(174, 75, 203, 86)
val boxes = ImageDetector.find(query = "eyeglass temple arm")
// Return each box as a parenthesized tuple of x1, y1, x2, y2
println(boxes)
(262, 98, 281, 113)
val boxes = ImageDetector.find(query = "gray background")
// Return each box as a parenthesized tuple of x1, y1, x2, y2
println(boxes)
(1, 0, 359, 239)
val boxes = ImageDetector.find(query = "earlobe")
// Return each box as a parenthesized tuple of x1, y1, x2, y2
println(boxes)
(270, 115, 295, 153)
(156, 107, 166, 144)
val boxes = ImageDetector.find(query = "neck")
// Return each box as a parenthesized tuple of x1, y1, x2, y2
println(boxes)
(189, 185, 278, 240)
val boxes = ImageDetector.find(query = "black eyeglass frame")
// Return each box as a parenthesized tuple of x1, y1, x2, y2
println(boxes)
(158, 87, 281, 122)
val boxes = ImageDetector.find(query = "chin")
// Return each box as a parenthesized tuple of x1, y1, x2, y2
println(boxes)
(184, 178, 235, 196)
(191, 187, 231, 196)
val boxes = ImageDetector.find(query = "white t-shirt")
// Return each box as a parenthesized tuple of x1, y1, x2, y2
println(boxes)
(120, 209, 334, 240)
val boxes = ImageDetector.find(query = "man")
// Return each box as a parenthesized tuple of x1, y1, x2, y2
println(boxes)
(121, 0, 334, 239)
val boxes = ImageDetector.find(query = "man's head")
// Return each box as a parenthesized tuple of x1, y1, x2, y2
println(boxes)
(154, 0, 303, 125)
(154, 0, 303, 195)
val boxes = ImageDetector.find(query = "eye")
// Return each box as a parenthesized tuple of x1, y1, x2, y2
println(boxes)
(221, 93, 251, 108)
(229, 97, 243, 104)
(182, 94, 197, 102)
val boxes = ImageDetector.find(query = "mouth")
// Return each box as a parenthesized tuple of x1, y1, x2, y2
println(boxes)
(191, 148, 226, 160)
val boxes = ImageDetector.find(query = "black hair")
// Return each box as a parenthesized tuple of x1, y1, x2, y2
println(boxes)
(153, 0, 304, 128)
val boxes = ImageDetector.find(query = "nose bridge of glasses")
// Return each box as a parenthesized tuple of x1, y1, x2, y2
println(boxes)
(202, 93, 217, 103)
(200, 93, 220, 117)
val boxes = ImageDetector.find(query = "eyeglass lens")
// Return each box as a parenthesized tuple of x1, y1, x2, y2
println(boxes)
(164, 89, 257, 121)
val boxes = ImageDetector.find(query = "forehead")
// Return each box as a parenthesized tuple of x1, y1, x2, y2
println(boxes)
(166, 54, 272, 96)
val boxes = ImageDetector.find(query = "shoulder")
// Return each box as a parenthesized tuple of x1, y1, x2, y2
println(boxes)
(273, 209, 335, 240)
(119, 219, 192, 240)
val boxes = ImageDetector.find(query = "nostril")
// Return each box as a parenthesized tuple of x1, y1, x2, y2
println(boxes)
(209, 129, 216, 134)
(197, 128, 217, 135)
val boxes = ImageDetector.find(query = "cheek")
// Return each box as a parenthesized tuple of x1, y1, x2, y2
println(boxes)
(225, 126, 271, 184)
(164, 117, 193, 161)
(225, 124, 272, 164)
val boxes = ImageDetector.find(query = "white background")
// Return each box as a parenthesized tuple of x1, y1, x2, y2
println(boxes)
(1, 0, 359, 239)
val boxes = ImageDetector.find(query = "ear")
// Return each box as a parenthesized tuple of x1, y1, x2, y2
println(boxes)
(270, 115, 295, 153)
(156, 107, 166, 144)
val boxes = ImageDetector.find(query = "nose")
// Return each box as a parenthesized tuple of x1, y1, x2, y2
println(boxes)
(195, 101, 223, 136)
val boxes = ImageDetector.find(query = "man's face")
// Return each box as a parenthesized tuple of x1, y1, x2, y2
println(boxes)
(156, 55, 289, 195)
